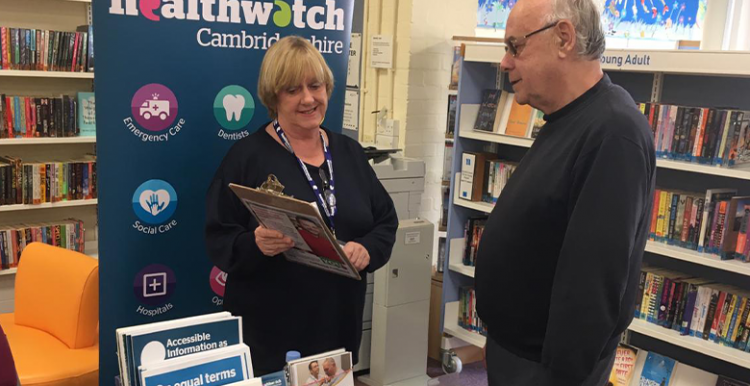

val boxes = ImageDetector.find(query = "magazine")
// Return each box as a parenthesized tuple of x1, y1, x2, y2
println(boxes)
(228, 181, 361, 280)
(287, 349, 354, 386)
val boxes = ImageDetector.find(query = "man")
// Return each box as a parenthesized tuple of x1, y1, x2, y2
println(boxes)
(474, 0, 655, 385)
(321, 358, 347, 386)
(305, 361, 324, 386)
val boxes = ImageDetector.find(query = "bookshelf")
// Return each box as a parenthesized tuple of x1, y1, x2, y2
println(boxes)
(0, 0, 96, 313)
(628, 319, 750, 370)
(0, 137, 96, 145)
(442, 42, 750, 380)
(0, 70, 94, 79)
(444, 301, 486, 348)
(0, 199, 98, 212)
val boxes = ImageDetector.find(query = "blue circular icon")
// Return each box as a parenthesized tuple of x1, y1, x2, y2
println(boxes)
(132, 179, 178, 225)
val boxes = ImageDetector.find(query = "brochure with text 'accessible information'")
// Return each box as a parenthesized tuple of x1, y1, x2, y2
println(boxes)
(139, 344, 253, 386)
(116, 312, 243, 386)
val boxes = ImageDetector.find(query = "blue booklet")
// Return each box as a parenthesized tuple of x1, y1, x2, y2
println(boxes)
(639, 352, 676, 386)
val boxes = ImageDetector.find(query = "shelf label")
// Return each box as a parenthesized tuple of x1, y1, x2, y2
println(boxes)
(601, 54, 652, 68)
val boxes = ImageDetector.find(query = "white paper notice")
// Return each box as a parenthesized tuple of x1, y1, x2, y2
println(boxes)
(347, 33, 361, 88)
(343, 89, 359, 131)
(370, 35, 393, 69)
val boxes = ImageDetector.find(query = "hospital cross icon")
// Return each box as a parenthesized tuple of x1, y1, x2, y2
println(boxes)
(143, 272, 168, 298)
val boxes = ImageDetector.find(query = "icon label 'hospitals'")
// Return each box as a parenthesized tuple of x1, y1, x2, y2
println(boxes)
(132, 179, 178, 234)
(214, 85, 255, 141)
(134, 264, 176, 316)
(124, 83, 186, 142)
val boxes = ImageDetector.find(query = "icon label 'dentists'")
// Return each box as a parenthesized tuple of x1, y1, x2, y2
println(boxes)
(124, 83, 186, 142)
(214, 85, 255, 140)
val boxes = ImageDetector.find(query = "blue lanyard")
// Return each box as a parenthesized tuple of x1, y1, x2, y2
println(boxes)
(272, 120, 336, 235)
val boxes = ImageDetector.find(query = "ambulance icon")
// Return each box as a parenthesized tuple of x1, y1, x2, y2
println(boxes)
(139, 94, 170, 121)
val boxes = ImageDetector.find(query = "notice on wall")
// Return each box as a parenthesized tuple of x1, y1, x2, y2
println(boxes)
(343, 89, 359, 131)
(347, 33, 361, 88)
(370, 35, 393, 69)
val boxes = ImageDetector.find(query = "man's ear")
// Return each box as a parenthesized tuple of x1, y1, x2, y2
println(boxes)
(555, 20, 576, 58)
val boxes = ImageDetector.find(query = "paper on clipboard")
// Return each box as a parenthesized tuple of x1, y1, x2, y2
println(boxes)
(228, 183, 361, 280)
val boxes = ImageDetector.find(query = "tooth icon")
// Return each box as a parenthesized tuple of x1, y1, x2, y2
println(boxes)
(223, 94, 245, 122)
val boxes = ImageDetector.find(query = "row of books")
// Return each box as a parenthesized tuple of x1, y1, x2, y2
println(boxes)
(462, 216, 487, 267)
(649, 187, 750, 262)
(608, 343, 747, 386)
(0, 93, 96, 138)
(634, 266, 750, 353)
(0, 26, 94, 72)
(472, 89, 545, 139)
(458, 152, 516, 204)
(0, 156, 97, 206)
(0, 219, 85, 270)
(640, 102, 750, 168)
(458, 286, 487, 337)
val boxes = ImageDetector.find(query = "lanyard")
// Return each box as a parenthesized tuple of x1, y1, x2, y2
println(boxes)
(272, 120, 336, 235)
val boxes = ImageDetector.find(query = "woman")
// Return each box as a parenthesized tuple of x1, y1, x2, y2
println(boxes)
(205, 36, 398, 376)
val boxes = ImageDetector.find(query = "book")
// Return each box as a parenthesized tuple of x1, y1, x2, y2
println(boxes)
(446, 95, 457, 138)
(716, 376, 750, 386)
(449, 46, 460, 90)
(473, 89, 501, 132)
(139, 344, 253, 386)
(527, 109, 545, 138)
(638, 352, 676, 386)
(503, 99, 533, 137)
(228, 181, 360, 280)
(287, 349, 353, 386)
(608, 345, 639, 386)
(77, 92, 95, 136)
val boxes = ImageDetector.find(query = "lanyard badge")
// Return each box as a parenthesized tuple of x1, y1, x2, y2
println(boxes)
(272, 120, 337, 235)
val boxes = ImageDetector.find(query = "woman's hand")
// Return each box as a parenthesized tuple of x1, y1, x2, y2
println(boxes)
(343, 241, 370, 271)
(255, 226, 294, 256)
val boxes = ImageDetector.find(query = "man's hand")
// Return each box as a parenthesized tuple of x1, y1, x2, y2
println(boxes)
(343, 241, 370, 271)
(255, 226, 294, 256)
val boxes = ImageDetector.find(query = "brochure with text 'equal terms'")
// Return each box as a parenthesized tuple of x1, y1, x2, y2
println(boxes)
(139, 344, 253, 386)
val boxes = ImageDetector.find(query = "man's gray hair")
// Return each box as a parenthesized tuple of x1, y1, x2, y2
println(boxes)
(545, 0, 606, 60)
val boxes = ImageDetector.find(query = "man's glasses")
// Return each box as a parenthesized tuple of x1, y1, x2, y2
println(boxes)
(319, 168, 336, 208)
(505, 20, 560, 57)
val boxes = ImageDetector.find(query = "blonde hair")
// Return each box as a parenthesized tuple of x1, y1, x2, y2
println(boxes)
(257, 36, 335, 119)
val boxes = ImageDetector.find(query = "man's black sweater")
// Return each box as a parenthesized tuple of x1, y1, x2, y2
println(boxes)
(475, 74, 656, 384)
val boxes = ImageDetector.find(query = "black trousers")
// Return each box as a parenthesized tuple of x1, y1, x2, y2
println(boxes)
(485, 336, 616, 386)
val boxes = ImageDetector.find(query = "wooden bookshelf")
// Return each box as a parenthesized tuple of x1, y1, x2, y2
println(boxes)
(0, 199, 98, 213)
(0, 137, 96, 145)
(645, 241, 750, 276)
(0, 269, 17, 277)
(0, 70, 94, 79)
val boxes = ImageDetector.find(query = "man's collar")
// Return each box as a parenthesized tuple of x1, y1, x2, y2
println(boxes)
(543, 73, 610, 123)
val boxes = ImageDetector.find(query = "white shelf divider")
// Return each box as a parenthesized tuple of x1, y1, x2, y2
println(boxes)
(0, 268, 17, 277)
(444, 301, 487, 348)
(459, 129, 534, 148)
(656, 159, 750, 181)
(0, 70, 93, 79)
(453, 173, 494, 213)
(448, 238, 475, 278)
(0, 199, 98, 213)
(462, 42, 750, 77)
(0, 137, 96, 145)
(645, 241, 750, 276)
(628, 318, 750, 369)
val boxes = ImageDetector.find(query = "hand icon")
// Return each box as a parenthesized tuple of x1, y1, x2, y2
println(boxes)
(146, 193, 165, 215)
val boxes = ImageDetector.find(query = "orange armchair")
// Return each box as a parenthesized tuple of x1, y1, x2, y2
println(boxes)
(0, 242, 99, 386)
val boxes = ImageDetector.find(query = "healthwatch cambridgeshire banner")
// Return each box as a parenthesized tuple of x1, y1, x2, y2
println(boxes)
(93, 0, 354, 382)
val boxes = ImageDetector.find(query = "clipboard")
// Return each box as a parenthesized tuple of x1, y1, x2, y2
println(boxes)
(229, 178, 361, 280)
